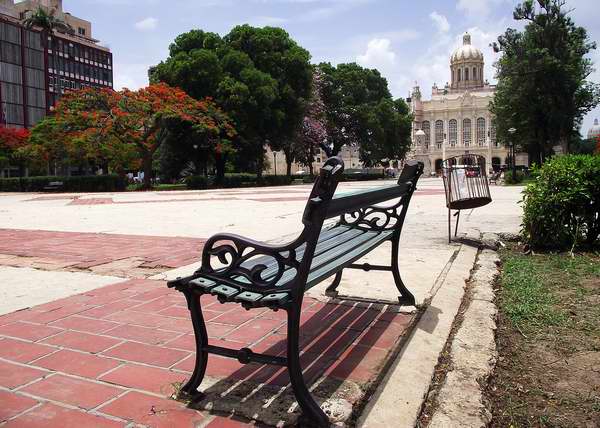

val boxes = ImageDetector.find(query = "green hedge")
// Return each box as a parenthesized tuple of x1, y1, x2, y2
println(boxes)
(184, 171, 386, 190)
(0, 175, 127, 192)
(522, 155, 600, 250)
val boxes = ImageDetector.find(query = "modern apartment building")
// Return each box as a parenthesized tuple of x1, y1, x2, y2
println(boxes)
(0, 0, 112, 128)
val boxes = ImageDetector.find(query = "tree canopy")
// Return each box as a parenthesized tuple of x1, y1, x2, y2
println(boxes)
(28, 83, 234, 187)
(318, 62, 412, 164)
(490, 0, 600, 164)
(0, 126, 30, 175)
(150, 25, 313, 176)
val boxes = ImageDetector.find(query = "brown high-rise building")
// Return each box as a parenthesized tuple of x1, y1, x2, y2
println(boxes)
(0, 0, 113, 128)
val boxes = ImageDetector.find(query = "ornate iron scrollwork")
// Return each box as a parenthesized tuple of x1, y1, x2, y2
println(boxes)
(200, 235, 301, 289)
(339, 200, 407, 232)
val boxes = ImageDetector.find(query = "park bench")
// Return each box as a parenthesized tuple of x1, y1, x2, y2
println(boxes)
(42, 181, 64, 192)
(167, 157, 424, 426)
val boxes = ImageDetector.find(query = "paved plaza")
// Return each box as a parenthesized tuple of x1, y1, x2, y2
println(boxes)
(0, 178, 523, 427)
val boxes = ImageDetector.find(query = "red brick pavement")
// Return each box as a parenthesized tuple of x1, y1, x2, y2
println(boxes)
(0, 229, 205, 271)
(0, 277, 414, 427)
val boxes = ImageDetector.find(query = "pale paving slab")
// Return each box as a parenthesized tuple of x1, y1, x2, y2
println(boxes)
(357, 243, 478, 428)
(0, 266, 124, 315)
(0, 179, 523, 241)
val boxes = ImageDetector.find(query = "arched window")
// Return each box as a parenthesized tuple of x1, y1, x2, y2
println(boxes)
(435, 120, 444, 149)
(422, 121, 431, 147)
(449, 119, 457, 147)
(462, 118, 471, 146)
(490, 121, 497, 146)
(465, 67, 469, 81)
(457, 69, 461, 82)
(477, 117, 486, 146)
(473, 67, 477, 80)
(451, 69, 454, 83)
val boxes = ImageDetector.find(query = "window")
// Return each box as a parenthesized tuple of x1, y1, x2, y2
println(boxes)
(462, 119, 471, 146)
(477, 117, 486, 146)
(422, 121, 431, 147)
(78, 27, 86, 36)
(449, 119, 457, 147)
(457, 69, 461, 82)
(473, 67, 477, 80)
(465, 67, 469, 81)
(435, 120, 444, 149)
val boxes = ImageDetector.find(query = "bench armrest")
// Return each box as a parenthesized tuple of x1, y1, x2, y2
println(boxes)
(198, 232, 303, 289)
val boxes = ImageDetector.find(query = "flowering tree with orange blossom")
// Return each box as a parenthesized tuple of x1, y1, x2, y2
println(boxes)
(0, 126, 30, 176)
(30, 83, 235, 188)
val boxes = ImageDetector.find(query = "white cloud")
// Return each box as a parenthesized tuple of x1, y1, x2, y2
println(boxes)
(249, 15, 289, 26)
(429, 11, 450, 33)
(113, 63, 150, 90)
(134, 17, 158, 31)
(357, 38, 396, 74)
(456, 0, 507, 20)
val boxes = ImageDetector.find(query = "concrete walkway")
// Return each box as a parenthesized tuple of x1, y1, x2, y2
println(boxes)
(0, 179, 523, 427)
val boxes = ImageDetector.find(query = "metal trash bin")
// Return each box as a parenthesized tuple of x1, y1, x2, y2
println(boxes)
(442, 154, 492, 242)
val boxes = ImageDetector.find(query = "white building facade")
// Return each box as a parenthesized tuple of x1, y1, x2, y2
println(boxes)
(409, 33, 523, 175)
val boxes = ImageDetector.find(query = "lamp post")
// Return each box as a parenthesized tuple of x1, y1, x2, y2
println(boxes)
(273, 151, 277, 176)
(508, 127, 516, 179)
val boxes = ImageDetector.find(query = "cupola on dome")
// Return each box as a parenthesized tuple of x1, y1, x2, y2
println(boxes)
(588, 118, 600, 139)
(451, 33, 484, 63)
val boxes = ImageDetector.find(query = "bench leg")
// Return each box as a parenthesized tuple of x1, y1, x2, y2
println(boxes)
(180, 290, 209, 398)
(391, 235, 416, 306)
(324, 271, 343, 297)
(287, 306, 330, 427)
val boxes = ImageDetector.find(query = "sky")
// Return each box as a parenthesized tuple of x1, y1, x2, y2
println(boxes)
(65, 0, 600, 135)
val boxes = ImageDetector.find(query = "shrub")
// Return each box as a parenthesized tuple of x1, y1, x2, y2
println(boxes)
(185, 175, 210, 190)
(259, 175, 293, 186)
(504, 170, 524, 184)
(522, 155, 600, 250)
(221, 173, 258, 188)
(0, 175, 126, 192)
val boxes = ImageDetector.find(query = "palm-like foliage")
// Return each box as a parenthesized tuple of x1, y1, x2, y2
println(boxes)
(22, 6, 74, 35)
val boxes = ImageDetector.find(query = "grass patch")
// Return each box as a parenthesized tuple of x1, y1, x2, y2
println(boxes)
(489, 246, 600, 427)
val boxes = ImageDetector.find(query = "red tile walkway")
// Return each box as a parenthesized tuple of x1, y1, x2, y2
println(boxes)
(0, 229, 205, 271)
(0, 278, 414, 427)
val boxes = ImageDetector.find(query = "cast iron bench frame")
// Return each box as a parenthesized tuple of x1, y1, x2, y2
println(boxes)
(168, 157, 424, 426)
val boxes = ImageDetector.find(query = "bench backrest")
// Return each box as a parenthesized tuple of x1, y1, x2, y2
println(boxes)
(301, 158, 423, 235)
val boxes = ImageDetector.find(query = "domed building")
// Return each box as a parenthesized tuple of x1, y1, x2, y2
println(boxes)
(408, 33, 527, 175)
(587, 118, 600, 140)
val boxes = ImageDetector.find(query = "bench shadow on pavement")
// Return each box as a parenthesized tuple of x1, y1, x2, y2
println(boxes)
(185, 299, 412, 426)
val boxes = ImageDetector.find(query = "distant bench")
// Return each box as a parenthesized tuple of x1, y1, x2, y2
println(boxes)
(42, 181, 64, 192)
(168, 157, 424, 426)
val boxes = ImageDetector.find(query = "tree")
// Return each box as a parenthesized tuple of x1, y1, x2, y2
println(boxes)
(490, 0, 600, 164)
(29, 84, 235, 188)
(0, 126, 30, 176)
(358, 98, 413, 167)
(22, 6, 74, 35)
(150, 25, 313, 176)
(318, 62, 412, 164)
(294, 69, 328, 175)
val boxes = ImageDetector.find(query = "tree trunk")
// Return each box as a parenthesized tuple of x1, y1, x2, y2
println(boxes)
(283, 148, 294, 177)
(142, 153, 153, 190)
(215, 152, 226, 185)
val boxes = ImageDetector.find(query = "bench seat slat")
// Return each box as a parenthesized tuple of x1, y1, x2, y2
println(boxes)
(305, 230, 392, 288)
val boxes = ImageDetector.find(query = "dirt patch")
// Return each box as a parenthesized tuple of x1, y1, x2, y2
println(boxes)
(487, 251, 600, 428)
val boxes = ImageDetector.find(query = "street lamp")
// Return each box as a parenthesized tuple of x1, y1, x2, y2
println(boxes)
(508, 127, 516, 179)
(273, 151, 277, 176)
